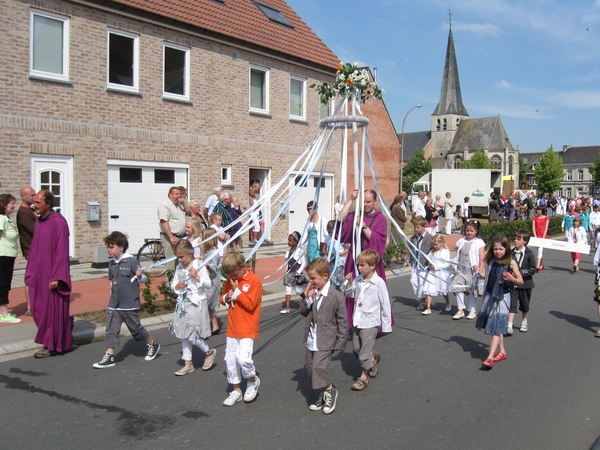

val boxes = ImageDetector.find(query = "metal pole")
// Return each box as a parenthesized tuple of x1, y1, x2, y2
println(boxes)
(399, 104, 422, 193)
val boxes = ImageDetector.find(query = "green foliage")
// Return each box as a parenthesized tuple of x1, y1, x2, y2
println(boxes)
(140, 273, 158, 314)
(534, 145, 563, 195)
(401, 148, 432, 193)
(459, 148, 491, 169)
(589, 152, 600, 182)
(478, 215, 563, 244)
(383, 240, 407, 267)
(158, 269, 176, 310)
(518, 154, 527, 184)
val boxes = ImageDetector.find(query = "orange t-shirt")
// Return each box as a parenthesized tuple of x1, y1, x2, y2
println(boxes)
(222, 269, 263, 339)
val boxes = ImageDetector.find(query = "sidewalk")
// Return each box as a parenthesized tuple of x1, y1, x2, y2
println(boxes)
(0, 244, 291, 360)
(0, 235, 466, 360)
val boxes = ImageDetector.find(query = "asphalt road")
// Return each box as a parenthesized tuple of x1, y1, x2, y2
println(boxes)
(2, 249, 600, 449)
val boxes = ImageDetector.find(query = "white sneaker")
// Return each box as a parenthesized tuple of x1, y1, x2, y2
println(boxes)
(520, 320, 528, 333)
(421, 308, 432, 315)
(506, 323, 514, 336)
(416, 302, 426, 311)
(280, 309, 291, 314)
(466, 311, 477, 320)
(452, 311, 465, 320)
(244, 376, 260, 402)
(445, 304, 452, 312)
(223, 389, 243, 407)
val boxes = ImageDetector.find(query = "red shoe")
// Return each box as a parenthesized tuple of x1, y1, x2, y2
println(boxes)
(482, 358, 494, 368)
(493, 352, 507, 362)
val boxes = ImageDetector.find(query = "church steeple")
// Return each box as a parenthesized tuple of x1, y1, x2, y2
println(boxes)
(432, 26, 468, 117)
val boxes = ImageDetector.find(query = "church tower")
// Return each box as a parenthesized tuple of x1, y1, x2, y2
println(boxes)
(431, 19, 469, 158)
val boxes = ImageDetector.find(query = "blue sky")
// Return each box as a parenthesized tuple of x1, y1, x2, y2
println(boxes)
(286, 0, 600, 154)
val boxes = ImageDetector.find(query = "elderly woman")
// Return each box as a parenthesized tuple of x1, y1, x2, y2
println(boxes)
(0, 193, 20, 323)
(390, 194, 407, 241)
(189, 200, 208, 230)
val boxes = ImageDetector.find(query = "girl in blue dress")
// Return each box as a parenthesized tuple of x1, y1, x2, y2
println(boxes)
(476, 235, 523, 369)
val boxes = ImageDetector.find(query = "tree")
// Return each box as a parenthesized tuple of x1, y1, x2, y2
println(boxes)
(401, 148, 431, 193)
(588, 152, 600, 182)
(518, 154, 527, 184)
(459, 148, 490, 169)
(534, 145, 563, 195)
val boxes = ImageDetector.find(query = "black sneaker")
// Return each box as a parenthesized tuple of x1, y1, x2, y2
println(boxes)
(93, 352, 116, 369)
(309, 391, 325, 411)
(322, 385, 338, 415)
(145, 341, 160, 361)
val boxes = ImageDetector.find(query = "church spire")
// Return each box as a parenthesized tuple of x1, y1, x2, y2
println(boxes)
(432, 25, 468, 117)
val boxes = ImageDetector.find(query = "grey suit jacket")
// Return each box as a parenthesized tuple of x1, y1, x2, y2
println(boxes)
(300, 285, 348, 352)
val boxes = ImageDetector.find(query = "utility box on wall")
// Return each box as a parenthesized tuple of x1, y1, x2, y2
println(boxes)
(87, 201, 100, 221)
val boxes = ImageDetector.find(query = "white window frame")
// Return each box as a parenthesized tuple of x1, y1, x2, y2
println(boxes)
(249, 65, 270, 114)
(566, 169, 572, 181)
(565, 188, 572, 198)
(29, 9, 70, 82)
(221, 164, 232, 186)
(578, 169, 584, 181)
(163, 42, 190, 101)
(106, 28, 140, 93)
(289, 75, 306, 120)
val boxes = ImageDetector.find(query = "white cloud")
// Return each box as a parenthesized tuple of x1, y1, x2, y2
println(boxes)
(554, 90, 600, 109)
(496, 80, 514, 89)
(452, 21, 501, 37)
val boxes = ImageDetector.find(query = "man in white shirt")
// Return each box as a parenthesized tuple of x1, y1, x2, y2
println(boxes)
(204, 186, 222, 220)
(412, 191, 426, 219)
(158, 187, 186, 271)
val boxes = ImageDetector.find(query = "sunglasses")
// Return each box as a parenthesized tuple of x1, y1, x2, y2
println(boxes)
(465, 219, 479, 224)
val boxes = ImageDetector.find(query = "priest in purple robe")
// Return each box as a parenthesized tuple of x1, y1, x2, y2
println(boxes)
(25, 190, 73, 358)
(339, 189, 395, 329)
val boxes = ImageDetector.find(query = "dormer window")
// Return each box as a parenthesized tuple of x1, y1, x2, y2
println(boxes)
(255, 2, 294, 28)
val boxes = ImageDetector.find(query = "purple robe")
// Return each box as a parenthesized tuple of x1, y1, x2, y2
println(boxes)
(25, 212, 73, 353)
(342, 210, 395, 328)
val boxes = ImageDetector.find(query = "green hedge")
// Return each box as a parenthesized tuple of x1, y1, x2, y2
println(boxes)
(479, 215, 564, 244)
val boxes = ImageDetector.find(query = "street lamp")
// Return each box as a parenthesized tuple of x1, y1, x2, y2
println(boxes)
(400, 104, 422, 194)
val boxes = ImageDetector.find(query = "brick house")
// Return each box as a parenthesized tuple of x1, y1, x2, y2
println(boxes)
(522, 145, 600, 198)
(2, 0, 398, 265)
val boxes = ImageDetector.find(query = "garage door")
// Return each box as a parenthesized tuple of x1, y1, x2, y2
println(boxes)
(288, 173, 333, 235)
(108, 160, 189, 253)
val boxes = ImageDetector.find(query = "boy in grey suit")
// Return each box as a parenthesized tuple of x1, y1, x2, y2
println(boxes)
(410, 216, 434, 310)
(300, 258, 348, 415)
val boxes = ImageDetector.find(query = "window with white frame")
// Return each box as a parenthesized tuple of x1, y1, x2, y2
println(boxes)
(249, 66, 269, 113)
(578, 169, 584, 181)
(566, 169, 572, 181)
(566, 188, 572, 198)
(289, 76, 306, 120)
(320, 100, 332, 119)
(221, 165, 232, 185)
(163, 42, 190, 100)
(453, 156, 461, 169)
(30, 9, 70, 82)
(107, 28, 139, 93)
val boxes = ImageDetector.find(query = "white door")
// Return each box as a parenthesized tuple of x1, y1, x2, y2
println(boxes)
(249, 168, 271, 239)
(107, 160, 189, 253)
(31, 155, 75, 256)
(288, 173, 333, 235)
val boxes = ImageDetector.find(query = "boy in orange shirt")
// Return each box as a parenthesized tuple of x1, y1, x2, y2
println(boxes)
(220, 252, 263, 407)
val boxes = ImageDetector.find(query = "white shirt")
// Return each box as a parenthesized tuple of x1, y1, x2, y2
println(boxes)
(413, 198, 426, 217)
(345, 273, 392, 332)
(590, 211, 600, 227)
(204, 194, 219, 216)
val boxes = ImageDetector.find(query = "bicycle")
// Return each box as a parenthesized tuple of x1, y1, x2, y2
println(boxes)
(136, 238, 168, 277)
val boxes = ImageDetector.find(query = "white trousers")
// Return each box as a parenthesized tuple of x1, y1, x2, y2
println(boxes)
(225, 337, 256, 384)
(455, 292, 478, 313)
(445, 219, 452, 235)
(181, 337, 209, 361)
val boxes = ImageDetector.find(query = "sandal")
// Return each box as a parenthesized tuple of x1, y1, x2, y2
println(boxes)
(492, 352, 507, 362)
(202, 348, 217, 371)
(482, 358, 494, 368)
(368, 354, 380, 378)
(351, 378, 369, 391)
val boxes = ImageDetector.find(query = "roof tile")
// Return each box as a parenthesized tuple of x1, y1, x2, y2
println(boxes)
(110, 0, 339, 69)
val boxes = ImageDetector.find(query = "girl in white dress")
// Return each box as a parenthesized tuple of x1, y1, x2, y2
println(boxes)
(170, 240, 216, 376)
(421, 234, 452, 315)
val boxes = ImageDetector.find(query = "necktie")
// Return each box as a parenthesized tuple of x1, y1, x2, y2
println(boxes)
(515, 251, 523, 266)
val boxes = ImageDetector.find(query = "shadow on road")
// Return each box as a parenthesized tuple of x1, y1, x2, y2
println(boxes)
(549, 310, 597, 333)
(448, 335, 489, 360)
